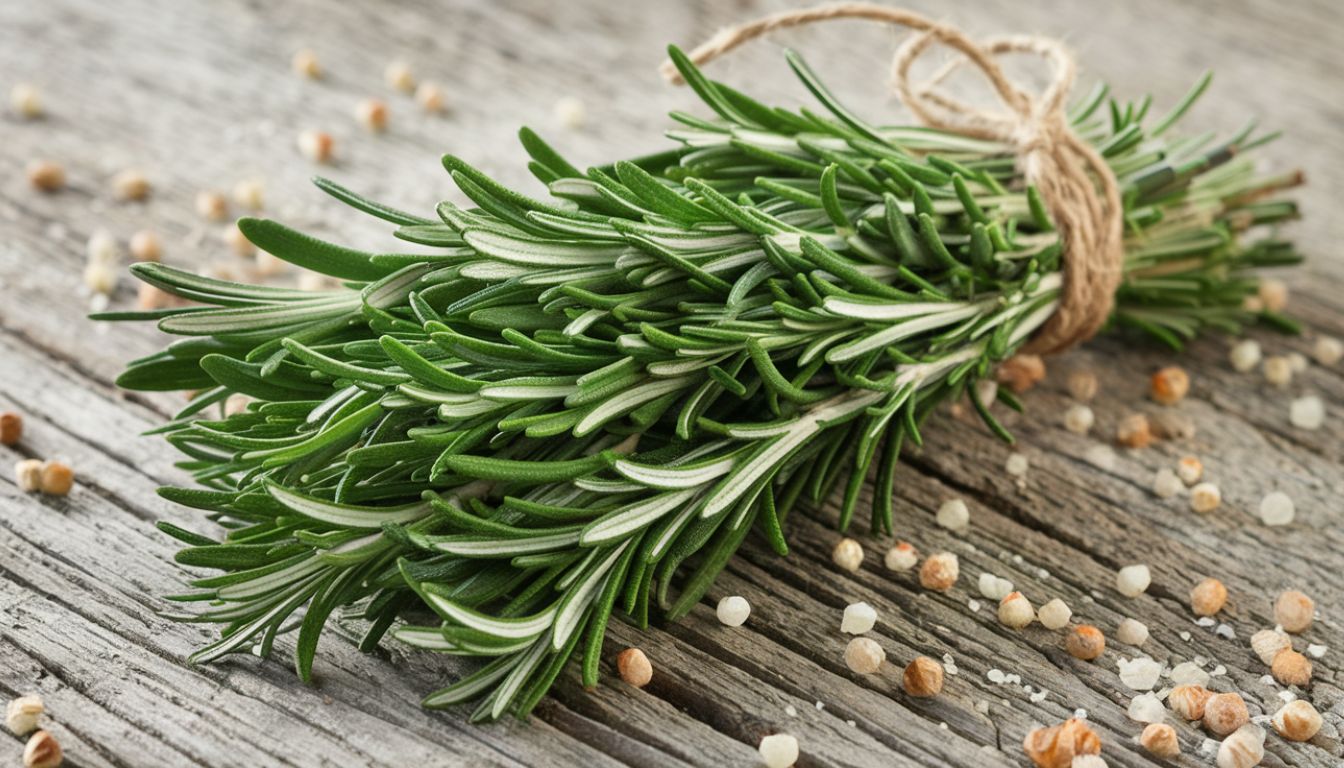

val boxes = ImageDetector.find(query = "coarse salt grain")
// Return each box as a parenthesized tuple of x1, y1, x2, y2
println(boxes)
(1116, 565, 1151, 598)
(1313, 335, 1342, 366)
(978, 573, 1014, 601)
(1229, 339, 1262, 372)
(554, 96, 586, 129)
(1306, 644, 1326, 659)
(758, 733, 799, 768)
(1005, 453, 1029, 477)
(11, 83, 42, 117)
(1127, 692, 1166, 723)
(883, 542, 918, 571)
(715, 595, 750, 627)
(1152, 468, 1182, 499)
(840, 602, 877, 635)
(936, 498, 969, 530)
(1115, 618, 1149, 646)
(1189, 482, 1221, 513)
(1258, 491, 1294, 526)
(1169, 661, 1211, 687)
(1037, 598, 1072, 630)
(1084, 444, 1116, 470)
(1117, 657, 1163, 690)
(1289, 395, 1325, 430)
(1063, 404, 1094, 434)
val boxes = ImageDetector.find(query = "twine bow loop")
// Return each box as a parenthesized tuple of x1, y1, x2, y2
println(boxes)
(662, 2, 1124, 355)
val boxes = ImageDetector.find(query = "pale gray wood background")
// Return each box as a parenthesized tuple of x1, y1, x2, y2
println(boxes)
(0, 0, 1340, 766)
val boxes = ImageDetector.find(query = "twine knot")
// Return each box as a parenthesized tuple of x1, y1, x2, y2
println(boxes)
(661, 2, 1124, 355)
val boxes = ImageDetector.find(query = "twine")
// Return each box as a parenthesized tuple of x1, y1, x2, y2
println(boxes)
(660, 2, 1124, 355)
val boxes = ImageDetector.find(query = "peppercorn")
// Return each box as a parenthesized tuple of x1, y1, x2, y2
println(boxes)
(1189, 578, 1228, 617)
(918, 552, 958, 591)
(1, 411, 22, 445)
(1064, 625, 1105, 660)
(615, 647, 651, 687)
(902, 656, 943, 698)
(1150, 366, 1189, 405)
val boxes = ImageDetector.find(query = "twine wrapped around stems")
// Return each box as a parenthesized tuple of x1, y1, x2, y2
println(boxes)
(660, 2, 1124, 355)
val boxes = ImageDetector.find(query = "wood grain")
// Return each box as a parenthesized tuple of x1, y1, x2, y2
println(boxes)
(1, 0, 1341, 766)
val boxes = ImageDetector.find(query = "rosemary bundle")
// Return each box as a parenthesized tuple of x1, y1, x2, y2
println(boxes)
(106, 22, 1298, 722)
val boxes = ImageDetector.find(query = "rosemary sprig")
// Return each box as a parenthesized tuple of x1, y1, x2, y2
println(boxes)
(105, 47, 1298, 719)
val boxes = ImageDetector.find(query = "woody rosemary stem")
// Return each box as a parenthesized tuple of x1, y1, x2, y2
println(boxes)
(102, 44, 1300, 720)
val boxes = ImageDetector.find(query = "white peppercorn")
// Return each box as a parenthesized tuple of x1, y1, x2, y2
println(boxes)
(843, 637, 885, 674)
(1115, 564, 1151, 597)
(831, 538, 863, 572)
(1037, 598, 1071, 630)
(1189, 482, 1221, 513)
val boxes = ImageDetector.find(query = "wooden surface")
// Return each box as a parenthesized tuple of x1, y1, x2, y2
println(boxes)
(1, 0, 1341, 766)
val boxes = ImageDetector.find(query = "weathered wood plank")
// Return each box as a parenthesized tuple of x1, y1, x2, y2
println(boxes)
(1, 0, 1341, 766)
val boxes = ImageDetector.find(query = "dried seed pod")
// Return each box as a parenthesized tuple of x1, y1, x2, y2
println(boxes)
(1270, 649, 1311, 687)
(1065, 625, 1105, 661)
(883, 541, 918, 572)
(6, 694, 43, 735)
(1, 411, 22, 446)
(901, 656, 944, 698)
(1150, 366, 1190, 405)
(1115, 412, 1152, 448)
(1066, 369, 1098, 401)
(1190, 578, 1228, 617)
(615, 647, 651, 688)
(1274, 590, 1314, 633)
(1021, 718, 1100, 768)
(843, 637, 885, 674)
(1250, 629, 1291, 666)
(918, 552, 959, 591)
(27, 160, 65, 192)
(1139, 722, 1180, 758)
(998, 592, 1035, 629)
(15, 459, 43, 492)
(997, 354, 1046, 393)
(831, 538, 863, 573)
(1202, 692, 1249, 737)
(1215, 724, 1264, 768)
(39, 461, 74, 496)
(1270, 699, 1322, 742)
(1168, 684, 1212, 721)
(23, 730, 62, 768)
